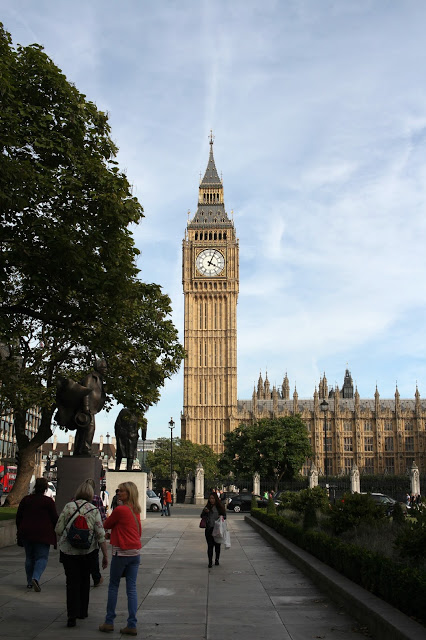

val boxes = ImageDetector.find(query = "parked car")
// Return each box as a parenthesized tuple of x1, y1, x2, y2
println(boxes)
(227, 493, 268, 513)
(146, 489, 161, 512)
(361, 492, 402, 516)
(220, 491, 239, 505)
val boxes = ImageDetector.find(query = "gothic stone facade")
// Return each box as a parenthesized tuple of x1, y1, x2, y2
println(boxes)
(237, 370, 426, 475)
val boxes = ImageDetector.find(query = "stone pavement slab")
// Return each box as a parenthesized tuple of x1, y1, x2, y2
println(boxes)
(0, 507, 376, 639)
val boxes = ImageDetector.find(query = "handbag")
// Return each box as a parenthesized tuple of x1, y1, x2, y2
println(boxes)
(199, 515, 207, 529)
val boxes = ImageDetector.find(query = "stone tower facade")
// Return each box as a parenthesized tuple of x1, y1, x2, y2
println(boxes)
(181, 136, 239, 453)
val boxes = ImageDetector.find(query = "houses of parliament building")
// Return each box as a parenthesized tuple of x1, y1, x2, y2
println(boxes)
(181, 137, 425, 475)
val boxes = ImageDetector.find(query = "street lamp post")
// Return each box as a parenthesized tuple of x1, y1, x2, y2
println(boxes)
(169, 418, 175, 493)
(320, 399, 329, 485)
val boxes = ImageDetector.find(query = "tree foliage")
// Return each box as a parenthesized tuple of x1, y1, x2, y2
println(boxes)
(146, 438, 219, 487)
(0, 24, 184, 505)
(277, 486, 329, 514)
(219, 416, 312, 491)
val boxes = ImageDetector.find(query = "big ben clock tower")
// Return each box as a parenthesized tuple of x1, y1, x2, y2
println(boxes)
(181, 135, 239, 453)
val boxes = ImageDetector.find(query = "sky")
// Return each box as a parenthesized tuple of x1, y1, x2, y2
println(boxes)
(2, 1, 426, 442)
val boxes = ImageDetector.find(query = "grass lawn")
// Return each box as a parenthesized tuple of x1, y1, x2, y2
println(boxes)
(0, 507, 17, 521)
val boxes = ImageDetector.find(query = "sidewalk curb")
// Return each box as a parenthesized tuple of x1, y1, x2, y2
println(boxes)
(245, 515, 425, 640)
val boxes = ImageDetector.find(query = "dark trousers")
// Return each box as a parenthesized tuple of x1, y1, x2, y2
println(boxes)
(205, 526, 221, 563)
(61, 551, 95, 619)
(90, 547, 101, 584)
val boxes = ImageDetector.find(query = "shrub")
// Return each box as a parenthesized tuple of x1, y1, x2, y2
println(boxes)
(391, 501, 406, 525)
(395, 507, 426, 562)
(251, 495, 258, 511)
(267, 496, 277, 515)
(278, 486, 329, 513)
(303, 501, 318, 530)
(330, 492, 386, 535)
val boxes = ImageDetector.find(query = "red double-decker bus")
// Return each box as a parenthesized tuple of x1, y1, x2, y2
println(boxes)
(0, 465, 17, 493)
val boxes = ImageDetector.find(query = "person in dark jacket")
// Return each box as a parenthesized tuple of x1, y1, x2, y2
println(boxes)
(16, 477, 58, 591)
(200, 492, 226, 568)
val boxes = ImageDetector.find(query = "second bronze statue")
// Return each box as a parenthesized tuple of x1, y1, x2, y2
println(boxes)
(114, 409, 140, 471)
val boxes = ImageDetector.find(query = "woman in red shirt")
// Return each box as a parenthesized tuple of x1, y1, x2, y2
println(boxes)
(99, 481, 141, 636)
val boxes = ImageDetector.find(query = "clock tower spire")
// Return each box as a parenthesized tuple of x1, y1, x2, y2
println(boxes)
(181, 136, 239, 453)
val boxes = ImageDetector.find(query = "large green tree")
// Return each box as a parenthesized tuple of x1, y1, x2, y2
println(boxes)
(219, 416, 312, 492)
(147, 438, 219, 488)
(0, 24, 184, 506)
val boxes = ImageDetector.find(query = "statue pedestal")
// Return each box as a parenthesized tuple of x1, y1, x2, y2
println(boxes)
(56, 456, 103, 515)
(106, 471, 147, 520)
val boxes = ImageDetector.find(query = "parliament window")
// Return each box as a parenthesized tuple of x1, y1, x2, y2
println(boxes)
(405, 436, 414, 452)
(364, 458, 374, 474)
(364, 421, 372, 431)
(344, 421, 352, 432)
(364, 437, 373, 452)
(384, 421, 393, 431)
(344, 437, 353, 452)
(385, 437, 394, 452)
(385, 457, 395, 474)
(404, 421, 413, 431)
(344, 458, 353, 473)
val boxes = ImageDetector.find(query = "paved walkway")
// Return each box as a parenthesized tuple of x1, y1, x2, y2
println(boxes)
(0, 506, 370, 640)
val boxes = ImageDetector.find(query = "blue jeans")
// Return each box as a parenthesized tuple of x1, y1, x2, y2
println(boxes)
(23, 541, 50, 585)
(105, 554, 140, 628)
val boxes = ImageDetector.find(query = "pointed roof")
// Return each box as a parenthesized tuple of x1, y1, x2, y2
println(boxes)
(200, 133, 222, 186)
(188, 134, 233, 229)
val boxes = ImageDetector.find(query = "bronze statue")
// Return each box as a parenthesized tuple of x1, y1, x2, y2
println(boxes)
(114, 408, 141, 471)
(55, 359, 107, 456)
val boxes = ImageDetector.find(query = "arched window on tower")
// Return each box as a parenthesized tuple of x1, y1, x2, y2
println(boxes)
(214, 232, 217, 239)
(195, 233, 198, 240)
(223, 232, 227, 239)
(209, 232, 212, 240)
(218, 233, 222, 240)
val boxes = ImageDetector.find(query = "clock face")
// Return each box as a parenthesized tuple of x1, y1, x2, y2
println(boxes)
(196, 249, 225, 276)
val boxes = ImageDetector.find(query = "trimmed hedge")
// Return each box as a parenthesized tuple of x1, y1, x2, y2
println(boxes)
(252, 509, 426, 625)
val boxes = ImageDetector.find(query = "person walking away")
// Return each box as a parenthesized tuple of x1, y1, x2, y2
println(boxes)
(86, 478, 107, 587)
(16, 477, 58, 591)
(165, 488, 172, 516)
(111, 489, 120, 510)
(99, 481, 142, 636)
(201, 492, 226, 568)
(101, 484, 109, 513)
(55, 479, 108, 628)
(159, 487, 166, 516)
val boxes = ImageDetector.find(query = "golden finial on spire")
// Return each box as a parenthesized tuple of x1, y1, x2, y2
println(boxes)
(209, 130, 215, 146)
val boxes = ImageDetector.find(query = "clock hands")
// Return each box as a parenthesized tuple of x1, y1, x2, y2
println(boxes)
(207, 251, 219, 267)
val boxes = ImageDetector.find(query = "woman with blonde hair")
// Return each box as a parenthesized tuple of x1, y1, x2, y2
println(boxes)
(99, 481, 142, 636)
(55, 479, 108, 627)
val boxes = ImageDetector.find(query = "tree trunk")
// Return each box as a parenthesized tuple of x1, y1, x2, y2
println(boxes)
(3, 442, 38, 507)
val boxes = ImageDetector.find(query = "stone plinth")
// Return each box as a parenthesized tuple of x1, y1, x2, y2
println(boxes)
(56, 456, 103, 515)
(106, 470, 147, 520)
